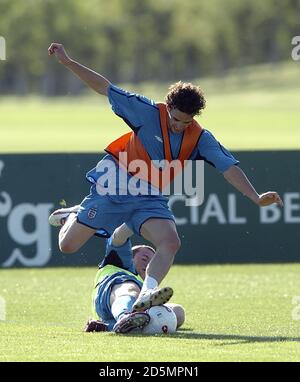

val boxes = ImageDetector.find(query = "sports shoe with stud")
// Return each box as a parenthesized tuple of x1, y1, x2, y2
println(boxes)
(132, 287, 173, 312)
(113, 312, 150, 334)
(84, 319, 108, 332)
(49, 205, 80, 227)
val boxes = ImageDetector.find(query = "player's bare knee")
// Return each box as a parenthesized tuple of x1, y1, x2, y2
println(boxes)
(122, 282, 140, 296)
(163, 234, 181, 254)
(112, 282, 140, 299)
(59, 239, 78, 254)
(127, 283, 140, 296)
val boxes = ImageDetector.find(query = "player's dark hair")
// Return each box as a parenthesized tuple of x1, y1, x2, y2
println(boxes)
(165, 81, 206, 116)
(132, 245, 155, 258)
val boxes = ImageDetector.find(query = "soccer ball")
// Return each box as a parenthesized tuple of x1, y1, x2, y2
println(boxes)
(142, 305, 177, 334)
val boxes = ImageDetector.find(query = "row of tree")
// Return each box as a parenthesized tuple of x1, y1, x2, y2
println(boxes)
(0, 0, 299, 95)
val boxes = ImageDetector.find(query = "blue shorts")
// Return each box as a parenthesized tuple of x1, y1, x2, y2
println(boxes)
(94, 272, 143, 330)
(77, 184, 175, 236)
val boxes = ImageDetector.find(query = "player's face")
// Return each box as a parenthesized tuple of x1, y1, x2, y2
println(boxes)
(133, 248, 155, 280)
(167, 107, 194, 134)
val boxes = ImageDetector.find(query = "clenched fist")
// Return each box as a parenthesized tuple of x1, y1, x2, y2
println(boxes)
(48, 43, 71, 65)
(257, 191, 283, 207)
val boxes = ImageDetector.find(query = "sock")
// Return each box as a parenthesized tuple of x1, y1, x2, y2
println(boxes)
(111, 295, 136, 321)
(111, 228, 130, 247)
(140, 276, 158, 294)
(62, 212, 76, 228)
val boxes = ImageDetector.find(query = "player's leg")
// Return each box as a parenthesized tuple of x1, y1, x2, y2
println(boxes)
(101, 224, 135, 272)
(110, 281, 140, 317)
(58, 212, 96, 253)
(132, 218, 180, 311)
(84, 319, 109, 332)
(140, 218, 180, 284)
(165, 303, 185, 329)
(110, 282, 150, 333)
(50, 185, 127, 254)
(110, 223, 134, 247)
(49, 205, 81, 227)
(106, 228, 174, 313)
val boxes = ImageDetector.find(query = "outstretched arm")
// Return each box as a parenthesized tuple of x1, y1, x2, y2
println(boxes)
(223, 165, 283, 207)
(48, 43, 111, 96)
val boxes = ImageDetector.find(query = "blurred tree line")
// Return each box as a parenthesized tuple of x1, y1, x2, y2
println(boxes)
(0, 0, 299, 95)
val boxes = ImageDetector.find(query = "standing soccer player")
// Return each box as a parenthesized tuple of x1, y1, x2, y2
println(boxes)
(48, 43, 283, 311)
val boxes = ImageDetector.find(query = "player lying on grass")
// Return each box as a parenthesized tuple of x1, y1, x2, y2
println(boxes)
(84, 234, 185, 333)
(50, 213, 175, 321)
(48, 42, 283, 315)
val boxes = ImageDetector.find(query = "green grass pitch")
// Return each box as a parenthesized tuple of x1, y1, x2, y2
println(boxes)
(1, 62, 300, 153)
(1, 264, 300, 362)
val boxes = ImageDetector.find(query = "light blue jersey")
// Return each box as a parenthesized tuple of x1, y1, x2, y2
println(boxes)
(108, 84, 239, 172)
(77, 84, 239, 236)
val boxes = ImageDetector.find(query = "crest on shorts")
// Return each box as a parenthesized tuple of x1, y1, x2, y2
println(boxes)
(88, 207, 97, 219)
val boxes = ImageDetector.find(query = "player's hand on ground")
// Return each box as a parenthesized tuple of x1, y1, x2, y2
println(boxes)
(48, 43, 71, 65)
(257, 191, 283, 207)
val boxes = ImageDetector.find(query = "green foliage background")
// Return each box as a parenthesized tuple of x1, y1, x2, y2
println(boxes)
(0, 0, 299, 94)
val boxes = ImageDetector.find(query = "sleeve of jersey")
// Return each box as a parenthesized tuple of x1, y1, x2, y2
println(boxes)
(197, 130, 240, 173)
(108, 84, 155, 133)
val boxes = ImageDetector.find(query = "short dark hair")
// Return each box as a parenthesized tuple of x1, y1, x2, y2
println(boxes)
(165, 81, 206, 116)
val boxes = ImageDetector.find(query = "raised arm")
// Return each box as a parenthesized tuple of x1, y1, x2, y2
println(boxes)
(48, 43, 111, 96)
(223, 165, 283, 207)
